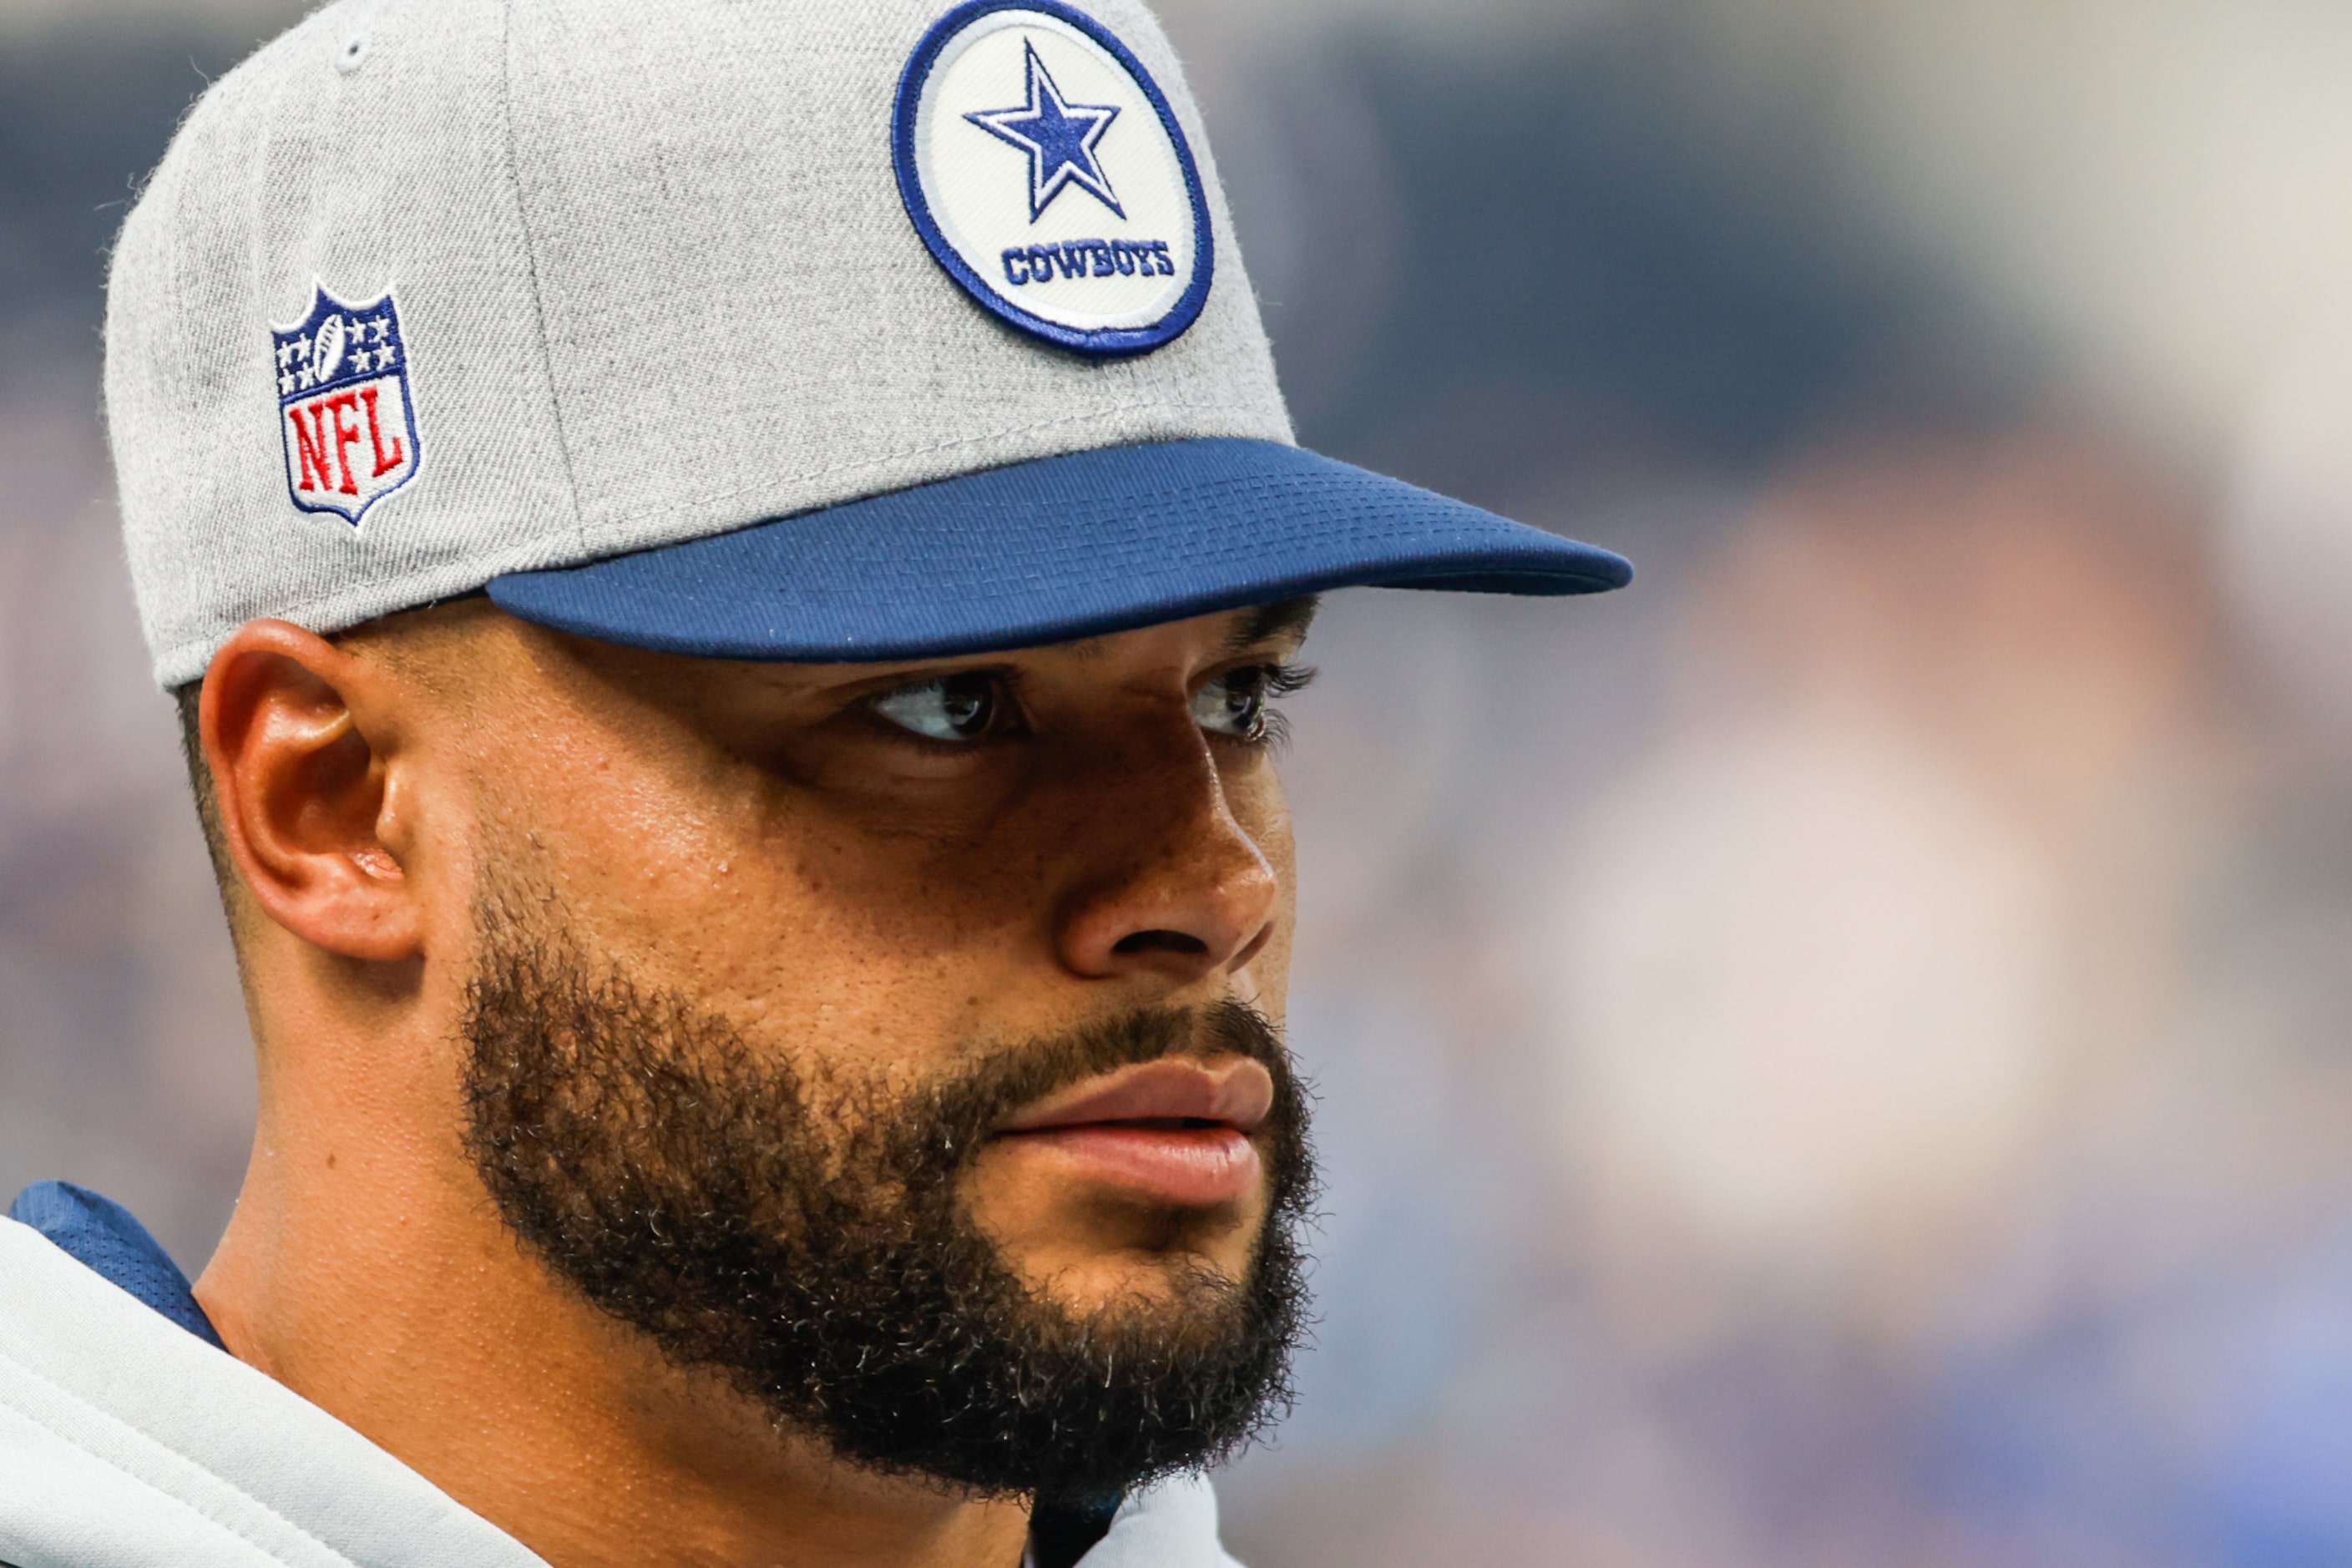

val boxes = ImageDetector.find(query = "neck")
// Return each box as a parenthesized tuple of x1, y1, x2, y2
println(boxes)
(194, 982, 1029, 1568)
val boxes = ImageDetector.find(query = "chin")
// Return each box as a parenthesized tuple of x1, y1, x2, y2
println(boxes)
(1020, 1234, 1257, 1320)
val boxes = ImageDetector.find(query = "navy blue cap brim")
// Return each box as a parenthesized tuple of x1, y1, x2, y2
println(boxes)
(487, 438, 1631, 662)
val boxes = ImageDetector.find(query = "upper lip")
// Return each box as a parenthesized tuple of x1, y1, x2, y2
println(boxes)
(997, 1057, 1275, 1136)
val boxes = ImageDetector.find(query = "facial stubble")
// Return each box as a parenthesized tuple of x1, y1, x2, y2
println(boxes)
(458, 891, 1315, 1504)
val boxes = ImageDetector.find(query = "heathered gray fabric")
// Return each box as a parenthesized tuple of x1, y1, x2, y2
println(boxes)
(0, 1216, 1241, 1566)
(107, 0, 1292, 688)
(0, 1218, 549, 1566)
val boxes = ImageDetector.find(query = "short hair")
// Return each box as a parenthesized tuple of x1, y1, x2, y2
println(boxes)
(173, 680, 241, 910)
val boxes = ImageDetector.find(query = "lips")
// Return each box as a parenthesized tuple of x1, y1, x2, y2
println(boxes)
(999, 1058, 1274, 1136)
(993, 1057, 1275, 1208)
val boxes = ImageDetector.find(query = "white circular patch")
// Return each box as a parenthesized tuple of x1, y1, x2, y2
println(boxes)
(895, 0, 1213, 357)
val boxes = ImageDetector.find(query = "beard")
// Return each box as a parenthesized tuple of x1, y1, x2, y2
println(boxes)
(456, 890, 1315, 1505)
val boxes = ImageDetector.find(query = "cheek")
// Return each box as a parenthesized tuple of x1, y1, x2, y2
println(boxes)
(1228, 767, 1298, 1012)
(485, 744, 1044, 1080)
(1223, 753, 1294, 866)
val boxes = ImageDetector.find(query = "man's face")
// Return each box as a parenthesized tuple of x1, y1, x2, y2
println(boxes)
(401, 601, 1318, 1498)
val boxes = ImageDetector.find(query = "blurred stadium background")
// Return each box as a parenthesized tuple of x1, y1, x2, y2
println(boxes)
(12, 0, 2352, 1562)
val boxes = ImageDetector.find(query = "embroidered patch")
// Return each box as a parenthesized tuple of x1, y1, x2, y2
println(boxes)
(894, 0, 1213, 357)
(271, 284, 420, 526)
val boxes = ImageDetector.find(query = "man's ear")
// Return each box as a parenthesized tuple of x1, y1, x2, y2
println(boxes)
(200, 620, 422, 964)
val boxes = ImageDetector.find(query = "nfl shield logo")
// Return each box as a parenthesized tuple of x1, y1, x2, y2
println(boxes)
(272, 284, 420, 526)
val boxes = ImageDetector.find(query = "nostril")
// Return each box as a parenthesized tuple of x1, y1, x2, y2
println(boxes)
(1111, 929, 1209, 957)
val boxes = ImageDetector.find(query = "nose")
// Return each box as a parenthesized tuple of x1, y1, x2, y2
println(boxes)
(1053, 725, 1282, 988)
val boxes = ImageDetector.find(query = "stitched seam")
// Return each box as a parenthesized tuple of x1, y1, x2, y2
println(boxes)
(572, 399, 1261, 538)
(215, 404, 1260, 635)
(0, 1342, 362, 1568)
(154, 549, 1615, 685)
(497, 0, 587, 533)
(149, 422, 1601, 679)
(279, 402, 1257, 624)
(244, 13, 294, 433)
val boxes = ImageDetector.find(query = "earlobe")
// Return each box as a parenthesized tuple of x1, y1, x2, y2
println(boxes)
(203, 620, 422, 964)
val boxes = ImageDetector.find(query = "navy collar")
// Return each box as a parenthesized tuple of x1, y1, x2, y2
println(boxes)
(7, 1181, 224, 1349)
(6, 1181, 1119, 1565)
(4, 1189, 1119, 1568)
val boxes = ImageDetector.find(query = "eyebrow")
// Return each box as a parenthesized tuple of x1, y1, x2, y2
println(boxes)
(1227, 595, 1320, 655)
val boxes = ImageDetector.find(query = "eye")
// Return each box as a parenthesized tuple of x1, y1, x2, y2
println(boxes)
(871, 673, 1000, 742)
(1193, 664, 1308, 741)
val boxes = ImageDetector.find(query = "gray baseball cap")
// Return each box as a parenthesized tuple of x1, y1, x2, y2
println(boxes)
(105, 0, 1629, 690)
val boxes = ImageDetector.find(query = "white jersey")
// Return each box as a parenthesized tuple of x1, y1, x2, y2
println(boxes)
(0, 1213, 1241, 1568)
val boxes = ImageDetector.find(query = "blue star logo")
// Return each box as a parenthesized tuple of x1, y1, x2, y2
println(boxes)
(965, 42, 1125, 222)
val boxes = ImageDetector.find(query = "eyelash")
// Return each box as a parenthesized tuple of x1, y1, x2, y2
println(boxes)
(864, 660, 1318, 751)
(1252, 662, 1318, 697)
(1234, 661, 1317, 751)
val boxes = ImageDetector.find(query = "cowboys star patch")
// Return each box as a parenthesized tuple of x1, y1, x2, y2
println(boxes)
(271, 284, 420, 526)
(894, 0, 1213, 357)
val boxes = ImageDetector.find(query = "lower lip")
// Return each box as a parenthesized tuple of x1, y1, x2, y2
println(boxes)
(995, 1124, 1262, 1208)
